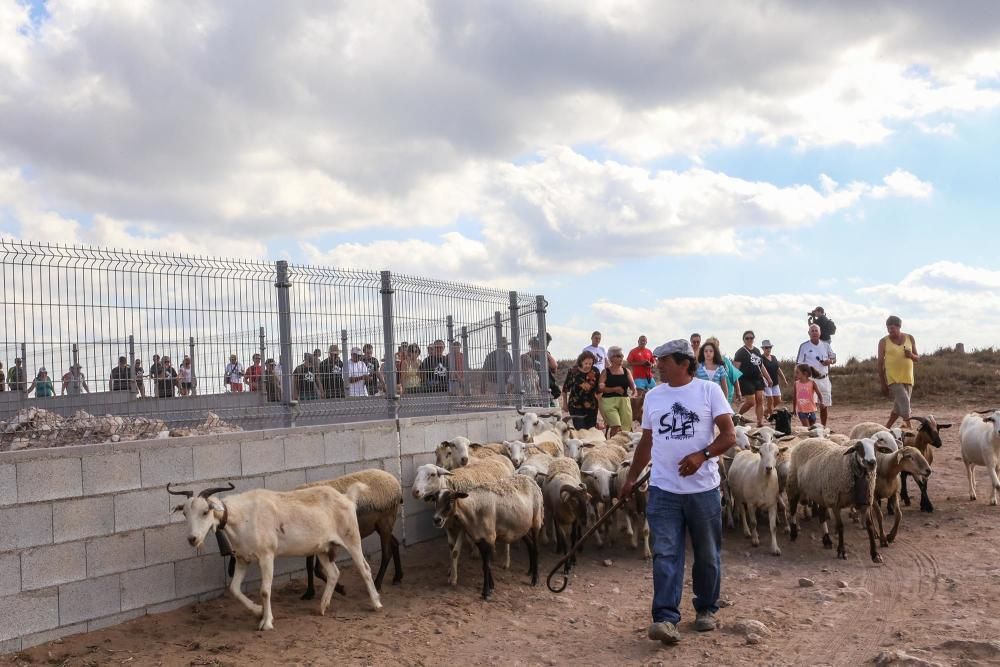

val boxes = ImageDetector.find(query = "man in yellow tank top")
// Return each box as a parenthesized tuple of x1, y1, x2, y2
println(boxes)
(877, 315, 918, 429)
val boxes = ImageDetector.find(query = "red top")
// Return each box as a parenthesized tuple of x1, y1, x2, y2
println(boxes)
(627, 346, 655, 380)
(245, 364, 262, 391)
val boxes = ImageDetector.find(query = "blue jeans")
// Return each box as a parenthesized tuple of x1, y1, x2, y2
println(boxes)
(646, 485, 722, 624)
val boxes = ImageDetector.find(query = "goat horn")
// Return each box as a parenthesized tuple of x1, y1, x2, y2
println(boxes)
(975, 409, 998, 414)
(198, 482, 235, 499)
(166, 483, 193, 498)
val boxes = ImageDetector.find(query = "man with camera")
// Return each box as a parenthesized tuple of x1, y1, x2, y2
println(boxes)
(807, 307, 837, 344)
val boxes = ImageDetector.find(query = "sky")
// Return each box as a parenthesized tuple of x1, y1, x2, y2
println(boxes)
(1, 0, 999, 362)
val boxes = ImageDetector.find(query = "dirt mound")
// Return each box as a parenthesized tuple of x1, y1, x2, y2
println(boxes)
(0, 408, 241, 451)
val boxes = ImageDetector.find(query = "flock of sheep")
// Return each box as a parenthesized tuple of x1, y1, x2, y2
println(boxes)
(164, 406, 1000, 631)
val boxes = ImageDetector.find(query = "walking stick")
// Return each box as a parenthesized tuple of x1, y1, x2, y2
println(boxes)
(546, 468, 651, 593)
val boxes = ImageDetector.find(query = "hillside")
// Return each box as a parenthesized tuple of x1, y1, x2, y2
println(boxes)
(553, 346, 999, 406)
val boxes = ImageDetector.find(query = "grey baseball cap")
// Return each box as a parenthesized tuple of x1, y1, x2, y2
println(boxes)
(652, 339, 696, 359)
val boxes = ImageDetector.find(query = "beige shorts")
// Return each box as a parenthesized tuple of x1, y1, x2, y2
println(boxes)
(600, 396, 633, 428)
(890, 383, 912, 418)
(814, 375, 832, 407)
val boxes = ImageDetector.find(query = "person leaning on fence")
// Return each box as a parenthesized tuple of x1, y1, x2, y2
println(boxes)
(481, 336, 513, 395)
(397, 343, 422, 395)
(447, 341, 465, 395)
(148, 355, 162, 395)
(362, 344, 383, 396)
(345, 347, 369, 397)
(292, 352, 322, 401)
(156, 356, 179, 398)
(618, 339, 735, 645)
(245, 354, 263, 392)
(28, 367, 55, 397)
(133, 358, 146, 398)
(878, 315, 918, 429)
(178, 356, 194, 396)
(110, 356, 136, 393)
(8, 357, 27, 393)
(319, 345, 345, 399)
(562, 350, 601, 429)
(61, 364, 90, 395)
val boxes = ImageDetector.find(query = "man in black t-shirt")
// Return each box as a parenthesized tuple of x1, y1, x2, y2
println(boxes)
(318, 345, 345, 399)
(419, 340, 449, 393)
(292, 353, 322, 401)
(109, 356, 135, 393)
(156, 356, 178, 398)
(361, 343, 382, 396)
(733, 330, 773, 427)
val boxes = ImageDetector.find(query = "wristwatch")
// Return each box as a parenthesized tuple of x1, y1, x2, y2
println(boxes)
(702, 448, 713, 459)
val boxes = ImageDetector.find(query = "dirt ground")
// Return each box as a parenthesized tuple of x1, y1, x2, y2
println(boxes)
(7, 402, 1000, 667)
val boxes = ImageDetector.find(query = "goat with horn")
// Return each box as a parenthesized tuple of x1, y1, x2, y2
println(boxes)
(170, 480, 381, 630)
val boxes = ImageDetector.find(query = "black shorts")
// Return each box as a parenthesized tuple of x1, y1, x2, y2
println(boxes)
(738, 377, 765, 394)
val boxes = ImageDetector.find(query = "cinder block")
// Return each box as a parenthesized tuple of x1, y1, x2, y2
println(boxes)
(59, 573, 121, 625)
(467, 418, 489, 444)
(304, 464, 346, 483)
(20, 542, 87, 591)
(399, 423, 426, 455)
(362, 424, 399, 460)
(147, 594, 197, 615)
(284, 433, 325, 469)
(381, 456, 402, 479)
(145, 522, 218, 566)
(343, 461, 369, 474)
(0, 637, 21, 654)
(0, 588, 60, 642)
(16, 457, 82, 503)
(241, 438, 285, 475)
(265, 469, 306, 491)
(86, 532, 145, 577)
(121, 563, 175, 611)
(0, 464, 15, 506)
(0, 551, 20, 596)
(53, 496, 115, 543)
(140, 445, 194, 488)
(82, 451, 141, 495)
(403, 509, 438, 546)
(400, 455, 416, 487)
(175, 555, 226, 597)
(424, 420, 464, 450)
(192, 441, 241, 480)
(403, 487, 431, 516)
(20, 621, 88, 649)
(0, 503, 53, 551)
(115, 488, 169, 532)
(324, 431, 362, 464)
(88, 608, 145, 632)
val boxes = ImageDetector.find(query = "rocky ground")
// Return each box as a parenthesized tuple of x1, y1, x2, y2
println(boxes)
(0, 408, 242, 451)
(5, 403, 1000, 666)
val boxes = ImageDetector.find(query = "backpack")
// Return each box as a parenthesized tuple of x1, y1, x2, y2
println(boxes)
(821, 317, 837, 338)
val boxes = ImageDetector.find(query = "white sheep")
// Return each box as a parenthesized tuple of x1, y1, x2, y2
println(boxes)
(297, 469, 403, 596)
(727, 440, 788, 556)
(168, 482, 381, 631)
(786, 437, 883, 563)
(542, 457, 590, 571)
(430, 475, 544, 600)
(611, 459, 650, 558)
(580, 443, 629, 546)
(504, 439, 560, 467)
(960, 411, 1000, 505)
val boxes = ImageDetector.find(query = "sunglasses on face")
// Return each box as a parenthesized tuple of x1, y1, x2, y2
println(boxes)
(744, 337, 754, 341)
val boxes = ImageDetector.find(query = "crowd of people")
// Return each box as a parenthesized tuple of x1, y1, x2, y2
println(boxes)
(560, 308, 920, 432)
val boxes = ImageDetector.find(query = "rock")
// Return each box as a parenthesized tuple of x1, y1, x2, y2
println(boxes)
(799, 578, 815, 588)
(746, 633, 763, 645)
(157, 430, 170, 439)
(874, 649, 944, 666)
(611, 587, 620, 594)
(730, 618, 770, 636)
(111, 434, 121, 442)
(837, 580, 848, 588)
(602, 559, 613, 567)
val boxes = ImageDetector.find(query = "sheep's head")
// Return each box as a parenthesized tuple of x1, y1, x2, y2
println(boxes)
(563, 438, 583, 462)
(515, 412, 542, 441)
(913, 415, 950, 448)
(978, 410, 1000, 438)
(436, 437, 471, 469)
(431, 489, 468, 529)
(412, 464, 452, 500)
(581, 467, 617, 504)
(751, 441, 782, 475)
(767, 409, 794, 436)
(898, 447, 931, 481)
(504, 440, 527, 467)
(844, 438, 878, 468)
(871, 431, 899, 453)
(560, 483, 590, 517)
(844, 440, 877, 507)
(168, 483, 234, 550)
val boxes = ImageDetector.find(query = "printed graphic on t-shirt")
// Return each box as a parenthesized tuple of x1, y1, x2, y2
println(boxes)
(434, 362, 447, 378)
(658, 401, 701, 439)
(303, 369, 315, 383)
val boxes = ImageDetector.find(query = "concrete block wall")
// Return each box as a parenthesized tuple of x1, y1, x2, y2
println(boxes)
(0, 409, 516, 652)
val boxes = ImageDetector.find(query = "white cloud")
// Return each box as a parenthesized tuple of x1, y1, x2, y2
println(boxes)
(871, 169, 934, 199)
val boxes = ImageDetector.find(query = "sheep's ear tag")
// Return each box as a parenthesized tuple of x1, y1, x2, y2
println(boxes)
(215, 531, 234, 558)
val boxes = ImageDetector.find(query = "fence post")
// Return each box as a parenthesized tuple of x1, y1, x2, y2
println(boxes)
(380, 271, 398, 420)
(535, 295, 549, 408)
(70, 343, 79, 397)
(259, 327, 266, 405)
(341, 329, 348, 359)
(509, 292, 523, 411)
(446, 315, 454, 345)
(493, 312, 504, 404)
(189, 337, 197, 396)
(275, 261, 293, 421)
(460, 325, 469, 397)
(127, 335, 136, 402)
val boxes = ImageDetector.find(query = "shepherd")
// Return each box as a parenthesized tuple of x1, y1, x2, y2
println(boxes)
(619, 339, 736, 645)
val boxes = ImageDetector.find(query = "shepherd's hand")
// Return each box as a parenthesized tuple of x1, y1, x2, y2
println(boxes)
(678, 452, 706, 477)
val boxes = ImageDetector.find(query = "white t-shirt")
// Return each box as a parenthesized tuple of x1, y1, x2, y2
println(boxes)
(345, 359, 369, 397)
(796, 340, 835, 376)
(582, 345, 608, 372)
(225, 362, 243, 384)
(641, 377, 733, 494)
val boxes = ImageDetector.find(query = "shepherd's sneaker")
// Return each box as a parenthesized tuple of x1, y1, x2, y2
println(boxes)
(694, 611, 718, 632)
(648, 621, 681, 644)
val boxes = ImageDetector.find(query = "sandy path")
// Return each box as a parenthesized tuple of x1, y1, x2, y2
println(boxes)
(6, 403, 1000, 666)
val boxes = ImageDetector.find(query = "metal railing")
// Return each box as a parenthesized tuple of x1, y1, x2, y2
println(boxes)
(0, 240, 549, 446)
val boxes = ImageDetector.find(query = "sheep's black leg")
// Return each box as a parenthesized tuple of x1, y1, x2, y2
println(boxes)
(835, 509, 847, 560)
(390, 535, 403, 585)
(477, 540, 493, 600)
(900, 472, 911, 506)
(373, 527, 392, 592)
(918, 479, 934, 513)
(527, 531, 539, 585)
(301, 556, 316, 600)
(227, 556, 235, 579)
(865, 507, 883, 563)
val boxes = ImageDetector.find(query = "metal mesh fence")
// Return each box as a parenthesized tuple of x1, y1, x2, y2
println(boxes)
(0, 240, 548, 448)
